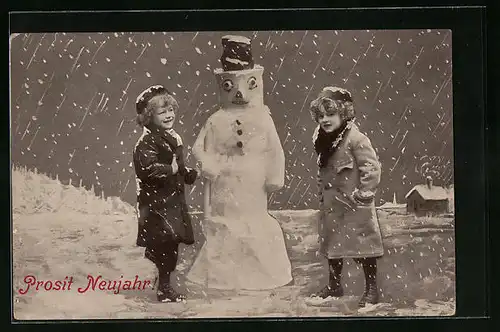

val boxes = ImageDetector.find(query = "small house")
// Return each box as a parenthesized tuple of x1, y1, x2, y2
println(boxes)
(405, 176, 449, 216)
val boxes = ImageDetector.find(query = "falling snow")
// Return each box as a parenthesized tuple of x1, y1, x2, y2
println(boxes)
(11, 30, 452, 210)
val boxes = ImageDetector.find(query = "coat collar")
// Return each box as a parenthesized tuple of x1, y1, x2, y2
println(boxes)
(144, 125, 183, 147)
(319, 124, 360, 167)
(311, 120, 358, 145)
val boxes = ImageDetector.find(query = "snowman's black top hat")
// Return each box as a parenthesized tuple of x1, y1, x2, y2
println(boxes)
(220, 35, 255, 71)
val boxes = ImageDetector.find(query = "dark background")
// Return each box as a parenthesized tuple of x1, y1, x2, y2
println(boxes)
(10, 30, 452, 210)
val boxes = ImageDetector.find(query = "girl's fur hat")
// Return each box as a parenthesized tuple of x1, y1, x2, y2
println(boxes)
(135, 85, 171, 114)
(309, 86, 355, 122)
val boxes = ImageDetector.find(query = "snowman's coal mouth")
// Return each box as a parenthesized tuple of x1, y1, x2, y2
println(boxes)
(232, 99, 249, 105)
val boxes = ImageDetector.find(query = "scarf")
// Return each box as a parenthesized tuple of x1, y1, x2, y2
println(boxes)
(313, 119, 355, 168)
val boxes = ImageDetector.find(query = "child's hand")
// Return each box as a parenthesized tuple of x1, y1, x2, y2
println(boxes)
(184, 167, 198, 185)
(171, 157, 179, 174)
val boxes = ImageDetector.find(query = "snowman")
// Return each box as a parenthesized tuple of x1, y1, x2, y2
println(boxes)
(186, 35, 293, 290)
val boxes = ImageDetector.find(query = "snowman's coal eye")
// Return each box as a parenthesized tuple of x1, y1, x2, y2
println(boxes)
(222, 79, 234, 91)
(248, 76, 257, 90)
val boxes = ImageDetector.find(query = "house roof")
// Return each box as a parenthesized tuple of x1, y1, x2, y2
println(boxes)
(405, 184, 449, 201)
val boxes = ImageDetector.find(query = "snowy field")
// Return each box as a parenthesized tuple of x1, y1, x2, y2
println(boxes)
(12, 168, 455, 319)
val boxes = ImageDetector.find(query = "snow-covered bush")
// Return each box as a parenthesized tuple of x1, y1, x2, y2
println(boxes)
(11, 166, 134, 215)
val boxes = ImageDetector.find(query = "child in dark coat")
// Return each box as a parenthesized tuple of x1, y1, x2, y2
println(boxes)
(133, 85, 198, 302)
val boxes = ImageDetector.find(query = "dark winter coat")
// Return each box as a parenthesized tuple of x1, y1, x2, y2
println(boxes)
(315, 124, 384, 259)
(133, 126, 197, 247)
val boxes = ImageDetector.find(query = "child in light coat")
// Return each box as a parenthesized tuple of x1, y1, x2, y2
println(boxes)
(309, 86, 384, 307)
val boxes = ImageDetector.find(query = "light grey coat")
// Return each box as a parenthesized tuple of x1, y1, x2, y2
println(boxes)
(316, 124, 384, 259)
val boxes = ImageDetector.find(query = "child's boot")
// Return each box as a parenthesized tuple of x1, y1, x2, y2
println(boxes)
(157, 271, 186, 303)
(358, 258, 380, 307)
(312, 259, 344, 298)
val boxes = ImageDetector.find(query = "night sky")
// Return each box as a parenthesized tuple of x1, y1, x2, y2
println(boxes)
(10, 30, 453, 211)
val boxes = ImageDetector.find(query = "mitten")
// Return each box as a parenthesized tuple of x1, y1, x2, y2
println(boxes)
(178, 165, 188, 177)
(184, 168, 198, 185)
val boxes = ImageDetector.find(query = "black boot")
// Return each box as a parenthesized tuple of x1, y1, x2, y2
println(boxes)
(157, 271, 186, 303)
(312, 259, 344, 298)
(358, 258, 379, 307)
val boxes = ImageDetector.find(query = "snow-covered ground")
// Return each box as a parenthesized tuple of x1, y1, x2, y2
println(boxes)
(12, 168, 455, 319)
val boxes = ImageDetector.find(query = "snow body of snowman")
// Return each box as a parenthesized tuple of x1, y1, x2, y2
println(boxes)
(185, 35, 293, 290)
